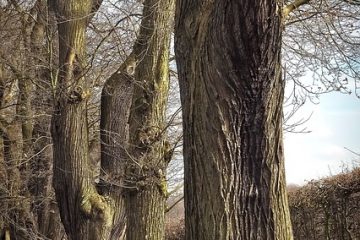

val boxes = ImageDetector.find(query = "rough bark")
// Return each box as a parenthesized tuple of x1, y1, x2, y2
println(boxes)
(124, 0, 174, 238)
(51, 0, 174, 238)
(175, 1, 293, 239)
(51, 0, 113, 239)
(99, 61, 134, 239)
(126, 185, 166, 239)
(99, 0, 175, 239)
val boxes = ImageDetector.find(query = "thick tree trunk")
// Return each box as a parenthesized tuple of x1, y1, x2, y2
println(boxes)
(99, 0, 174, 239)
(118, 0, 174, 239)
(52, 0, 174, 238)
(102, 0, 174, 240)
(175, 1, 293, 239)
(51, 1, 113, 239)
(126, 185, 166, 239)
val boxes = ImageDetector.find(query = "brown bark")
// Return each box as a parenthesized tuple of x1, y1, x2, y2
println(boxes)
(126, 185, 166, 239)
(99, 0, 175, 239)
(99, 60, 134, 239)
(123, 0, 174, 239)
(175, 1, 293, 239)
(51, 0, 114, 239)
(52, 0, 174, 238)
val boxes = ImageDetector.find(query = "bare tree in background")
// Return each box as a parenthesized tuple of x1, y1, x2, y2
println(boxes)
(283, 0, 360, 132)
(0, 0, 63, 238)
(0, 0, 143, 238)
(1, 0, 175, 238)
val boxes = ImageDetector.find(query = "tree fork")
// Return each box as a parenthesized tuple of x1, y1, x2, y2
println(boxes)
(51, 0, 116, 239)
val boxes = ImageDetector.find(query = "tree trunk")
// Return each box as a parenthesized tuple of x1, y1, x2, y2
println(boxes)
(99, 0, 174, 239)
(116, 0, 174, 239)
(28, 2, 65, 238)
(51, 0, 113, 239)
(99, 65, 134, 239)
(175, 1, 293, 239)
(126, 185, 166, 239)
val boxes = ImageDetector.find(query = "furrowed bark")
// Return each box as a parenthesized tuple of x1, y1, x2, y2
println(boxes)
(175, 0, 293, 239)
(99, 59, 134, 239)
(51, 0, 114, 239)
(123, 0, 174, 239)
(100, 0, 174, 239)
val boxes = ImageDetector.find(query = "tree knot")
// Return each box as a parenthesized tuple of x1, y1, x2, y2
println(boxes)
(68, 86, 91, 104)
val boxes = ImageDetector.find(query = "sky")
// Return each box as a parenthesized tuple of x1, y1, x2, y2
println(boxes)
(284, 91, 360, 185)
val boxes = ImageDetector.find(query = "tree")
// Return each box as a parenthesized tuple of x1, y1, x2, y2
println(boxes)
(50, 0, 115, 239)
(123, 0, 174, 237)
(100, 0, 175, 238)
(283, 0, 360, 104)
(51, 0, 174, 239)
(0, 1, 63, 238)
(175, 1, 293, 239)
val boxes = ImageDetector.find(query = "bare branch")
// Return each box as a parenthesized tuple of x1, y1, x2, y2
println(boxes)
(344, 147, 360, 157)
(342, 0, 360, 5)
(91, 0, 103, 14)
(283, 0, 311, 18)
(166, 196, 184, 213)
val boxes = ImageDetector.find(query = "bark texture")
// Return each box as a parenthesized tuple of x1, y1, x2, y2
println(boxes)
(51, 0, 174, 238)
(99, 61, 134, 239)
(99, 1, 174, 239)
(123, 0, 174, 239)
(175, 0, 293, 239)
(51, 0, 113, 239)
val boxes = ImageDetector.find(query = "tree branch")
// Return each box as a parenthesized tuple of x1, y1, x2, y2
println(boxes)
(91, 0, 103, 14)
(283, 0, 311, 18)
(342, 0, 360, 5)
(166, 196, 184, 213)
